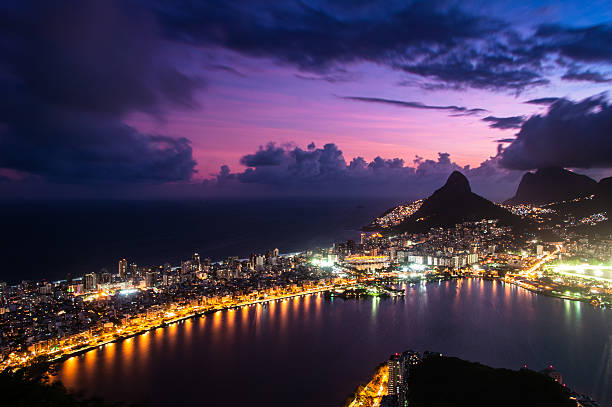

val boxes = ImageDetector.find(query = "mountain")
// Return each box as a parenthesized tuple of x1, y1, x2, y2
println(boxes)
(505, 168, 597, 205)
(395, 171, 516, 232)
(597, 176, 612, 203)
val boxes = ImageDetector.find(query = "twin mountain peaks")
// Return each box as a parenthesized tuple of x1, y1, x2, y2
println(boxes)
(388, 168, 612, 233)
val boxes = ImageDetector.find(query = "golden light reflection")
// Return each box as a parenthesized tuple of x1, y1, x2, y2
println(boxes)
(60, 356, 78, 385)
(140, 330, 151, 353)
(241, 305, 249, 326)
(269, 299, 276, 316)
(84, 348, 97, 374)
(103, 342, 115, 363)
(212, 311, 222, 330)
(292, 296, 299, 312)
(123, 337, 134, 370)
(227, 309, 236, 334)
(279, 298, 289, 334)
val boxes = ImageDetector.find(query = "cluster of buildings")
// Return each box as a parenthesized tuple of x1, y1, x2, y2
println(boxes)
(0, 249, 336, 364)
(3, 196, 612, 371)
(368, 200, 423, 229)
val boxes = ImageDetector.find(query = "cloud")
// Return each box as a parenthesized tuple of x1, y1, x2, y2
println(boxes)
(482, 115, 525, 129)
(396, 52, 549, 92)
(0, 0, 200, 183)
(499, 93, 612, 170)
(240, 143, 287, 167)
(295, 71, 358, 83)
(145, 1, 561, 92)
(524, 97, 560, 105)
(340, 96, 486, 116)
(561, 69, 611, 83)
(206, 64, 246, 77)
(535, 23, 612, 64)
(144, 2, 612, 93)
(206, 142, 522, 201)
(495, 138, 516, 143)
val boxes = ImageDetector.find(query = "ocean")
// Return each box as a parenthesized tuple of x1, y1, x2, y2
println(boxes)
(0, 198, 402, 284)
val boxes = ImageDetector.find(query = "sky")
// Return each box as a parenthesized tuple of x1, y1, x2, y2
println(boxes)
(1, 0, 612, 201)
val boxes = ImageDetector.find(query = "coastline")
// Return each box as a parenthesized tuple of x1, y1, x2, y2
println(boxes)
(13, 284, 352, 373)
(46, 275, 607, 375)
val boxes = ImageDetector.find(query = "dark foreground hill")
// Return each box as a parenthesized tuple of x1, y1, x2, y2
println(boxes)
(0, 366, 115, 407)
(597, 176, 612, 204)
(505, 167, 597, 205)
(395, 171, 516, 232)
(407, 356, 576, 407)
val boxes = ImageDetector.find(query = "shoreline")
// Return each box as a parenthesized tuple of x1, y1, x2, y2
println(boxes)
(23, 285, 347, 373)
(6, 272, 605, 377)
(49, 276, 606, 373)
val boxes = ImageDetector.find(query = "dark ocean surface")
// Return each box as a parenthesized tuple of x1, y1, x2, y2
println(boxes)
(0, 198, 402, 283)
(54, 280, 612, 407)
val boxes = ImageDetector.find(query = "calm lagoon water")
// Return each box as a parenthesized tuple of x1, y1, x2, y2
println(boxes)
(55, 279, 612, 407)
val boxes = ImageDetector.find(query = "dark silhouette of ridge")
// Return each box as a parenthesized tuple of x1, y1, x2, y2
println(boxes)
(597, 176, 612, 204)
(505, 168, 597, 205)
(396, 171, 515, 232)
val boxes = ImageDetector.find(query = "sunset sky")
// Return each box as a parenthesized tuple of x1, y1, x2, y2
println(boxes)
(2, 0, 612, 200)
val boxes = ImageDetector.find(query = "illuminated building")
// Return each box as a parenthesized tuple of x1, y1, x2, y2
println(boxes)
(84, 272, 98, 291)
(118, 259, 127, 278)
(344, 255, 390, 271)
(145, 271, 157, 287)
(100, 272, 112, 284)
(192, 253, 201, 271)
(388, 354, 403, 397)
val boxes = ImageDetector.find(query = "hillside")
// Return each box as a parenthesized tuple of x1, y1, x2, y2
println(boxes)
(395, 171, 516, 232)
(505, 168, 597, 205)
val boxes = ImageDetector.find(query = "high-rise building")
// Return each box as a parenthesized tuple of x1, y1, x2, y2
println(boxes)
(84, 272, 98, 291)
(100, 271, 112, 284)
(255, 255, 265, 270)
(145, 272, 157, 287)
(388, 353, 403, 396)
(193, 253, 201, 271)
(181, 260, 193, 274)
(118, 259, 127, 278)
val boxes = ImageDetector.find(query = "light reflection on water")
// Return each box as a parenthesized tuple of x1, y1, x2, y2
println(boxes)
(53, 280, 612, 407)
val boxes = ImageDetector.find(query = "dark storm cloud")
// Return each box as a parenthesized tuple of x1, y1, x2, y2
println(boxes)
(149, 1, 501, 69)
(499, 94, 612, 170)
(340, 96, 487, 116)
(396, 51, 549, 91)
(535, 24, 612, 64)
(144, 1, 612, 93)
(561, 69, 611, 83)
(524, 97, 560, 105)
(0, 0, 200, 183)
(207, 142, 522, 201)
(482, 116, 525, 129)
(240, 143, 286, 167)
(144, 0, 559, 92)
(495, 138, 516, 143)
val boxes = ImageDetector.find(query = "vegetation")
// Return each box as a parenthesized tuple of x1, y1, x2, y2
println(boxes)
(407, 356, 576, 407)
(0, 363, 117, 407)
